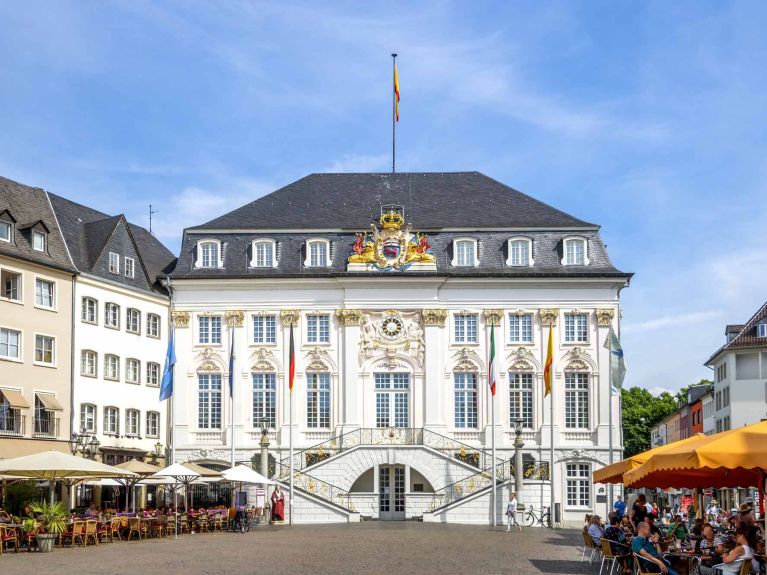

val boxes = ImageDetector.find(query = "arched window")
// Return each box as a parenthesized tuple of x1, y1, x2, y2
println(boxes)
(250, 240, 277, 268)
(80, 350, 97, 377)
(451, 238, 479, 267)
(195, 240, 222, 269)
(562, 237, 589, 266)
(304, 239, 331, 267)
(104, 406, 119, 435)
(506, 237, 534, 267)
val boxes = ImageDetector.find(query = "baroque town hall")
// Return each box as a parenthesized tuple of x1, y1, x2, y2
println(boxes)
(167, 172, 630, 526)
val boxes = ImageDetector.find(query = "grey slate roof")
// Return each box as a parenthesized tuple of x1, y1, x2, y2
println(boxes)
(192, 172, 597, 230)
(172, 172, 630, 280)
(48, 192, 176, 295)
(706, 301, 767, 366)
(0, 176, 75, 273)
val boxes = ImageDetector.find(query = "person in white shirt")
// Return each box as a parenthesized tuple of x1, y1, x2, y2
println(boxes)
(506, 492, 520, 531)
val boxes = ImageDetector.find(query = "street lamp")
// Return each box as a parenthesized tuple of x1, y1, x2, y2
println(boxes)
(69, 428, 101, 460)
(511, 418, 525, 498)
(259, 418, 271, 478)
(149, 442, 163, 465)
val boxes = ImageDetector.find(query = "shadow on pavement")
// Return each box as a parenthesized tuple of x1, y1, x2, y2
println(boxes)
(528, 559, 594, 574)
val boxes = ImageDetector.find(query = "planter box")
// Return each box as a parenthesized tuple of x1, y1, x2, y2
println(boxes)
(36, 533, 57, 553)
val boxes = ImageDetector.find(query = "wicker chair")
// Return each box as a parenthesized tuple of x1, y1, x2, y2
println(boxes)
(107, 518, 121, 542)
(0, 525, 19, 554)
(59, 520, 85, 548)
(126, 517, 145, 541)
(83, 520, 99, 546)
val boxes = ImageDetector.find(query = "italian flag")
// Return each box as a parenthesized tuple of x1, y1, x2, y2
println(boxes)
(488, 324, 496, 396)
(289, 323, 295, 393)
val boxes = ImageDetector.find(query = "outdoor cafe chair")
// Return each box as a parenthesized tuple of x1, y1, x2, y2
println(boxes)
(634, 553, 658, 575)
(177, 514, 189, 534)
(83, 520, 99, 546)
(107, 518, 121, 542)
(151, 515, 167, 538)
(581, 531, 601, 564)
(126, 517, 146, 541)
(600, 538, 629, 575)
(212, 512, 224, 532)
(710, 559, 751, 575)
(0, 525, 19, 554)
(60, 520, 85, 548)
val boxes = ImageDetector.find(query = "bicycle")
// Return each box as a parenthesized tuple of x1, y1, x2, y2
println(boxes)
(522, 505, 551, 527)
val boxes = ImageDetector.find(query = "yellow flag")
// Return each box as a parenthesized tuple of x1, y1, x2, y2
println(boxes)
(394, 64, 400, 122)
(544, 322, 553, 396)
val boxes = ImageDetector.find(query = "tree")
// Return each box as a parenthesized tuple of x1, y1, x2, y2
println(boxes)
(621, 386, 678, 457)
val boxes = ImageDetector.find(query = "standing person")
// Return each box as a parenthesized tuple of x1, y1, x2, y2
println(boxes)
(271, 485, 285, 523)
(613, 495, 626, 520)
(630, 494, 648, 532)
(631, 521, 680, 575)
(506, 492, 520, 531)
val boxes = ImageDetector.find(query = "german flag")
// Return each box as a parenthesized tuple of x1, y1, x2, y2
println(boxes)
(394, 63, 400, 122)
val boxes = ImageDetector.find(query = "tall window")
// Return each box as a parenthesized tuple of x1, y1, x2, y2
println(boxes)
(1, 269, 21, 301)
(81, 297, 97, 323)
(146, 362, 160, 386)
(253, 315, 276, 344)
(32, 231, 46, 252)
(508, 239, 532, 266)
(564, 313, 588, 343)
(509, 372, 533, 428)
(454, 313, 478, 343)
(454, 239, 477, 267)
(252, 241, 274, 268)
(0, 219, 10, 242)
(453, 372, 478, 429)
(306, 373, 331, 428)
(35, 278, 54, 308)
(126, 309, 141, 334)
(105, 303, 120, 328)
(563, 238, 587, 265)
(307, 314, 330, 343)
(566, 463, 591, 507)
(124, 257, 135, 278)
(198, 316, 222, 344)
(198, 373, 222, 429)
(198, 241, 220, 268)
(104, 354, 120, 380)
(509, 314, 533, 343)
(146, 411, 160, 438)
(108, 252, 120, 274)
(104, 407, 119, 435)
(35, 397, 53, 435)
(126, 358, 140, 384)
(565, 372, 590, 428)
(307, 240, 329, 267)
(81, 350, 97, 377)
(34, 335, 55, 365)
(80, 404, 96, 433)
(252, 373, 276, 429)
(126, 409, 140, 437)
(147, 313, 161, 338)
(0, 328, 21, 360)
(375, 373, 410, 428)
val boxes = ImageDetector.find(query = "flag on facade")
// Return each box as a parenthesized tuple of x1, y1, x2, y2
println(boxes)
(159, 326, 176, 401)
(394, 63, 400, 122)
(543, 322, 553, 397)
(228, 330, 235, 399)
(603, 328, 626, 392)
(288, 323, 295, 392)
(488, 324, 496, 396)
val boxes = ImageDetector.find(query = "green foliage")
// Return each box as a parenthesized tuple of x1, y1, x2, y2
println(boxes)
(5, 480, 41, 515)
(621, 386, 678, 457)
(29, 501, 68, 534)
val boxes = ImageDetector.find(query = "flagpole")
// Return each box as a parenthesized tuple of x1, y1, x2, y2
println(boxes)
(230, 326, 236, 469)
(391, 52, 397, 174)
(289, 386, 294, 526)
(607, 328, 614, 518)
(548, 322, 555, 528)
(489, 323, 496, 528)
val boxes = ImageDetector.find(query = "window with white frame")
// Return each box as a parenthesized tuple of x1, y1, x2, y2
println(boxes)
(105, 302, 120, 328)
(758, 323, 767, 338)
(0, 392, 20, 434)
(306, 372, 331, 428)
(126, 358, 140, 384)
(196, 240, 221, 268)
(453, 372, 478, 428)
(562, 238, 588, 266)
(146, 362, 160, 386)
(81, 297, 97, 323)
(34, 334, 55, 365)
(146, 411, 160, 438)
(104, 354, 120, 381)
(374, 372, 410, 428)
(81, 350, 97, 377)
(566, 463, 591, 507)
(509, 372, 534, 428)
(198, 315, 222, 344)
(126, 308, 141, 334)
(305, 239, 331, 268)
(306, 314, 330, 343)
(108, 252, 120, 274)
(198, 373, 222, 429)
(1, 269, 22, 302)
(454, 313, 478, 343)
(509, 314, 533, 343)
(124, 257, 135, 278)
(0, 219, 11, 242)
(0, 328, 21, 360)
(565, 372, 590, 428)
(147, 313, 160, 338)
(126, 409, 140, 437)
(252, 373, 276, 429)
(35, 278, 54, 308)
(253, 315, 277, 344)
(80, 403, 96, 433)
(103, 406, 119, 435)
(32, 230, 46, 252)
(251, 240, 276, 268)
(452, 238, 478, 267)
(564, 313, 588, 343)
(507, 238, 533, 267)
(34, 396, 53, 435)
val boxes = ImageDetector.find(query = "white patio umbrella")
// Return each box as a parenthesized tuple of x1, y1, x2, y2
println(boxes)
(152, 463, 200, 538)
(223, 465, 275, 512)
(115, 460, 160, 512)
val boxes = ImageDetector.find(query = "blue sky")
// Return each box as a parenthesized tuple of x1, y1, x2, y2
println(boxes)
(2, 1, 766, 393)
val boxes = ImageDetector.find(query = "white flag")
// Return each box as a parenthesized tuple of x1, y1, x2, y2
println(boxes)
(603, 328, 626, 391)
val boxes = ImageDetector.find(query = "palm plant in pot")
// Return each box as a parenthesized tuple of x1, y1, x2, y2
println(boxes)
(29, 501, 68, 552)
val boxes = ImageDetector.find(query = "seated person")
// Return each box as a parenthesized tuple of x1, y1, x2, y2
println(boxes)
(604, 515, 631, 571)
(713, 526, 756, 575)
(691, 517, 704, 538)
(645, 514, 663, 537)
(631, 521, 680, 575)
(0, 508, 10, 522)
(588, 515, 604, 546)
(669, 515, 688, 541)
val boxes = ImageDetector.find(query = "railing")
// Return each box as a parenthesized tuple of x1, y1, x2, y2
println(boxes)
(272, 461, 355, 512)
(32, 416, 59, 438)
(0, 413, 25, 436)
(426, 459, 512, 512)
(281, 427, 506, 473)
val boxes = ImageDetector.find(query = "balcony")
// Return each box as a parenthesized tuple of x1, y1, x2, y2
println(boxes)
(0, 413, 25, 437)
(32, 416, 59, 438)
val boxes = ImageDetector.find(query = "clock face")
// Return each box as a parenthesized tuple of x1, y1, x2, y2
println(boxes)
(381, 316, 403, 337)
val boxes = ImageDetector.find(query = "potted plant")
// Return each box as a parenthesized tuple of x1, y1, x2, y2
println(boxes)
(29, 502, 68, 552)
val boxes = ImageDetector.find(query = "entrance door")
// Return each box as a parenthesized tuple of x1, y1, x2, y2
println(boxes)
(379, 465, 406, 520)
(374, 373, 410, 428)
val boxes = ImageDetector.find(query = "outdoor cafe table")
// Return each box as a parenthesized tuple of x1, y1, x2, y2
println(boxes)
(663, 550, 702, 574)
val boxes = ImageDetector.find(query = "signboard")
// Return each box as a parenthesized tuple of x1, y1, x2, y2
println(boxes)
(256, 488, 266, 508)
(680, 495, 694, 514)
(703, 489, 713, 496)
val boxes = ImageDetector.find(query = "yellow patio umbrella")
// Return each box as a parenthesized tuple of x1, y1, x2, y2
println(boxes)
(593, 433, 707, 484)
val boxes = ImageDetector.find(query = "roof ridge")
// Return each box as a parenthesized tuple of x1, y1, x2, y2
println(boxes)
(705, 300, 767, 365)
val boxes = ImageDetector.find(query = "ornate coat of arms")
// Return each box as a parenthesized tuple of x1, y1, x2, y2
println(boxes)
(347, 209, 436, 271)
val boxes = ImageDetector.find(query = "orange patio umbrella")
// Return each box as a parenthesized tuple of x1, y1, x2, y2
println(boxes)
(593, 433, 708, 484)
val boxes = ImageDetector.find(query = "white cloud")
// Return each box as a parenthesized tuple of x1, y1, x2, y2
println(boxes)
(623, 310, 723, 334)
(647, 386, 674, 397)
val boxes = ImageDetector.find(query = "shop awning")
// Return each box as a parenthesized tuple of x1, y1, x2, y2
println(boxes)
(36, 393, 64, 411)
(0, 389, 30, 409)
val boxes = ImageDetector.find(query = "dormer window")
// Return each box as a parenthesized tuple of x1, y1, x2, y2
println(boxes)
(0, 219, 11, 243)
(195, 240, 222, 269)
(124, 257, 135, 278)
(108, 252, 120, 274)
(506, 238, 534, 267)
(562, 237, 589, 266)
(250, 240, 277, 268)
(32, 230, 46, 252)
(304, 239, 331, 268)
(758, 323, 767, 338)
(452, 238, 479, 267)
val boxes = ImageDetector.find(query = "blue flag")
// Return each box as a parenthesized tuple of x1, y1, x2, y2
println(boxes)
(159, 326, 176, 401)
(228, 331, 235, 399)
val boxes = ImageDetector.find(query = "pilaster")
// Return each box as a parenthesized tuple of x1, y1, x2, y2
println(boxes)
(422, 308, 447, 430)
(337, 309, 363, 431)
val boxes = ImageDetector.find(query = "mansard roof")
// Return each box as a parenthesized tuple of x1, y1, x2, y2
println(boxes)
(706, 301, 767, 366)
(191, 172, 597, 231)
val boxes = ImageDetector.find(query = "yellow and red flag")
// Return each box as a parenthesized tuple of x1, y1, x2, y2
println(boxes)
(394, 63, 400, 122)
(544, 322, 553, 396)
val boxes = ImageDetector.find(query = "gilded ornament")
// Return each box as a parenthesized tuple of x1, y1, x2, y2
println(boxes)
(224, 310, 244, 327)
(564, 347, 592, 371)
(596, 308, 615, 326)
(421, 308, 447, 327)
(539, 308, 559, 326)
(280, 309, 300, 326)
(336, 308, 363, 326)
(196, 348, 222, 372)
(305, 348, 331, 371)
(171, 311, 190, 328)
(483, 309, 503, 326)
(250, 348, 276, 372)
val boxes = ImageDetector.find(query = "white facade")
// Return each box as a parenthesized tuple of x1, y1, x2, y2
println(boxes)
(711, 350, 767, 432)
(72, 275, 169, 464)
(650, 421, 666, 447)
(701, 392, 715, 435)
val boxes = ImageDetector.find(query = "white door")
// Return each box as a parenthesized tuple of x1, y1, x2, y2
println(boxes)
(379, 465, 406, 520)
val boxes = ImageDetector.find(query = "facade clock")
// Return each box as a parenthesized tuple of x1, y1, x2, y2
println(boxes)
(381, 316, 403, 337)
